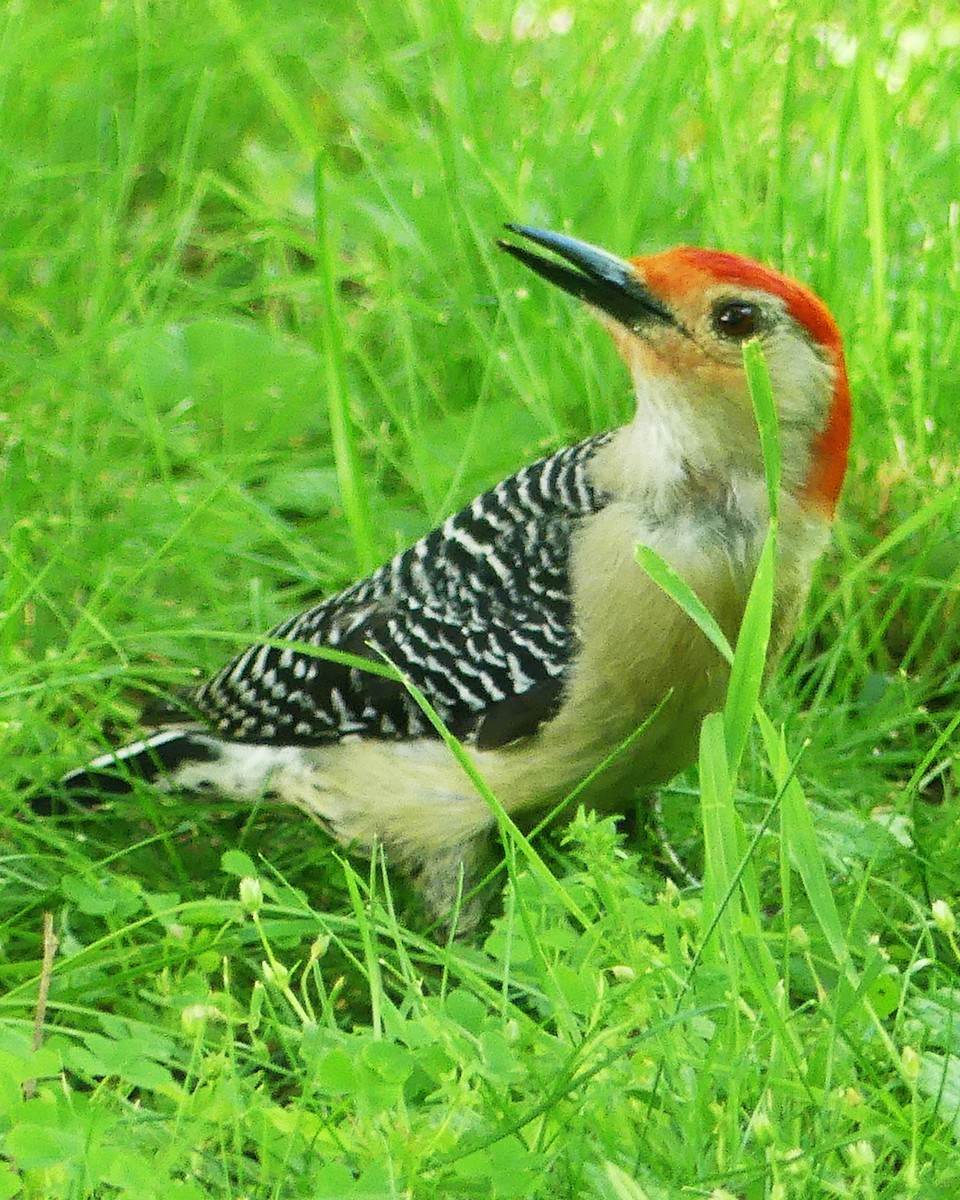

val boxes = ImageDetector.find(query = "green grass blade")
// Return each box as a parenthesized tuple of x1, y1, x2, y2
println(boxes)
(698, 711, 740, 966)
(313, 158, 377, 573)
(755, 707, 859, 989)
(205, 0, 317, 151)
(723, 526, 776, 775)
(634, 545, 734, 665)
(372, 653, 592, 931)
(722, 338, 779, 771)
(855, 24, 890, 372)
(742, 337, 781, 520)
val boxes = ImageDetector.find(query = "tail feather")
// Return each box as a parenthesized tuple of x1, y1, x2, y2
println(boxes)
(32, 728, 220, 814)
(33, 728, 309, 815)
(70, 728, 219, 782)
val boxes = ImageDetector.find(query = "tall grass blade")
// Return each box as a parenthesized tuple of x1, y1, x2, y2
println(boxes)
(698, 711, 740, 966)
(723, 527, 775, 776)
(742, 338, 781, 520)
(722, 339, 780, 770)
(313, 159, 377, 572)
(755, 708, 859, 989)
(375, 655, 592, 930)
(633, 546, 733, 664)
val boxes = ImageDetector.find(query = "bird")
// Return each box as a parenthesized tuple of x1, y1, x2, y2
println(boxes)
(44, 224, 852, 929)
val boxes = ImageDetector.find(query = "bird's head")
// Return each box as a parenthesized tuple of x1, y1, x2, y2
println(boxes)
(498, 224, 851, 517)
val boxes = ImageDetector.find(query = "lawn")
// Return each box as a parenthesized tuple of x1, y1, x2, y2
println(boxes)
(2, 0, 960, 1196)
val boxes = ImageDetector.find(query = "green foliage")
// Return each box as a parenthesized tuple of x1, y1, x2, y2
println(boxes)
(2, 0, 960, 1195)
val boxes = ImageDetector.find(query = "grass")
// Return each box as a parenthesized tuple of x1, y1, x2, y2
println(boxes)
(2, 0, 960, 1195)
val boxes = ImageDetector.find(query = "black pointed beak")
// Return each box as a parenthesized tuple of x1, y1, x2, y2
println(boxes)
(497, 224, 674, 331)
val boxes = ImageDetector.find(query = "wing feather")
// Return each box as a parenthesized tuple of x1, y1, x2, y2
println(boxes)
(196, 435, 611, 749)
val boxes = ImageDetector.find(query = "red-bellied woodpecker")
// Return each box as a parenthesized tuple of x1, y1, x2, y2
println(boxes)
(48, 225, 852, 927)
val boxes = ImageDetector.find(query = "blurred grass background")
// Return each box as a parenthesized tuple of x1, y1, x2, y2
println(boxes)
(2, 0, 960, 1196)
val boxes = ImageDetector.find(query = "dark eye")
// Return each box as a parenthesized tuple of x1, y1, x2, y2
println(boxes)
(713, 301, 760, 340)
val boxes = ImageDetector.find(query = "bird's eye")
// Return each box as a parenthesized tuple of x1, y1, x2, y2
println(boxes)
(713, 301, 760, 340)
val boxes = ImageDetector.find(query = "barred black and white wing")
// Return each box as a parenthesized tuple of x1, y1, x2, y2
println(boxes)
(196, 434, 611, 751)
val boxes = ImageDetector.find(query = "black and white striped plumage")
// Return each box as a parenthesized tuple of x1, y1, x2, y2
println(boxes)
(196, 433, 611, 752)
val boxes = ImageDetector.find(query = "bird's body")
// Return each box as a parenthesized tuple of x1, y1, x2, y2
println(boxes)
(51, 226, 851, 927)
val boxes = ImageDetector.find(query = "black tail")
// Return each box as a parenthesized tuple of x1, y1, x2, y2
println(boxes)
(31, 728, 219, 815)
